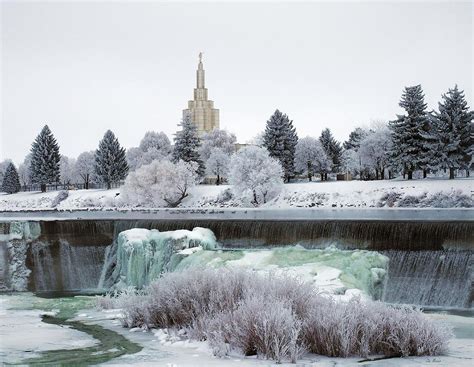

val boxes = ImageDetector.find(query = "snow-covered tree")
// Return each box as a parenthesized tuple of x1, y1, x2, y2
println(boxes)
(206, 148, 231, 185)
(358, 123, 392, 179)
(1, 162, 21, 194)
(30, 125, 61, 192)
(121, 159, 198, 207)
(18, 154, 32, 188)
(319, 128, 342, 176)
(295, 137, 331, 181)
(75, 151, 96, 189)
(59, 156, 77, 186)
(343, 127, 367, 151)
(0, 160, 12, 185)
(389, 85, 431, 179)
(172, 113, 205, 177)
(263, 110, 298, 182)
(94, 130, 128, 189)
(341, 148, 362, 177)
(127, 131, 172, 171)
(432, 85, 473, 179)
(229, 146, 283, 206)
(199, 129, 237, 162)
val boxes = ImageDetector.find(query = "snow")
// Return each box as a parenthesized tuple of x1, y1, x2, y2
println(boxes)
(0, 177, 471, 211)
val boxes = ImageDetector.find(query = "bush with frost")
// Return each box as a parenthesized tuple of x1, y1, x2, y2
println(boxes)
(121, 159, 198, 207)
(229, 146, 284, 206)
(102, 268, 451, 363)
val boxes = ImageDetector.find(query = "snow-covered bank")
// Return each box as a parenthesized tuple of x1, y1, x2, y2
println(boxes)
(0, 178, 472, 212)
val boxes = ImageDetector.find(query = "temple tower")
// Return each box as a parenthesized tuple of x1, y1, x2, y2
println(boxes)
(183, 53, 220, 135)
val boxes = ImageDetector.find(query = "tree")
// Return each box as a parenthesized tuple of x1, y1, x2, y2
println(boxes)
(0, 160, 13, 185)
(75, 151, 96, 189)
(199, 129, 237, 162)
(262, 110, 298, 182)
(121, 160, 198, 208)
(206, 148, 231, 185)
(343, 127, 367, 151)
(295, 137, 331, 181)
(18, 154, 32, 188)
(59, 156, 77, 186)
(319, 128, 342, 177)
(229, 146, 283, 206)
(94, 130, 128, 189)
(1, 162, 21, 194)
(30, 125, 61, 192)
(432, 85, 473, 179)
(389, 85, 430, 179)
(358, 123, 392, 180)
(173, 113, 205, 177)
(127, 131, 172, 171)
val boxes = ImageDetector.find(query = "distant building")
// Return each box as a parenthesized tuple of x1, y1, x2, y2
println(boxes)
(183, 53, 220, 135)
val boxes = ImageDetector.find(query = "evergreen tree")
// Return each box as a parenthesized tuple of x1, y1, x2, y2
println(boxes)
(1, 162, 21, 194)
(343, 127, 366, 150)
(94, 130, 128, 189)
(319, 128, 342, 176)
(172, 113, 205, 177)
(262, 109, 298, 182)
(30, 125, 60, 192)
(432, 85, 473, 179)
(389, 85, 430, 179)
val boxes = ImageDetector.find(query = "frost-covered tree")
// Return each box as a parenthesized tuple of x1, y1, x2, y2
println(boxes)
(121, 159, 198, 207)
(173, 113, 205, 177)
(206, 148, 230, 185)
(75, 151, 97, 189)
(432, 85, 473, 179)
(389, 85, 432, 179)
(1, 162, 21, 194)
(358, 123, 392, 180)
(319, 128, 342, 176)
(18, 154, 32, 188)
(229, 145, 283, 205)
(295, 137, 331, 181)
(199, 129, 237, 162)
(59, 156, 77, 186)
(94, 130, 128, 189)
(30, 125, 61, 192)
(343, 127, 367, 151)
(263, 110, 298, 182)
(127, 131, 172, 171)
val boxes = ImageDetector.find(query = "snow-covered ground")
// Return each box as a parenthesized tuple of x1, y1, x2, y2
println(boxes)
(0, 178, 472, 211)
(1, 293, 472, 366)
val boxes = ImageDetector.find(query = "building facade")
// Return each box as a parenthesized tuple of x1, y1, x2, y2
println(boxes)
(183, 53, 220, 135)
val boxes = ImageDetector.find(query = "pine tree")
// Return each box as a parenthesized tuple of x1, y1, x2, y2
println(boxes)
(389, 85, 430, 179)
(30, 125, 61, 192)
(432, 85, 473, 179)
(319, 128, 342, 177)
(172, 113, 205, 177)
(262, 109, 298, 182)
(343, 127, 366, 151)
(94, 130, 128, 189)
(1, 162, 21, 194)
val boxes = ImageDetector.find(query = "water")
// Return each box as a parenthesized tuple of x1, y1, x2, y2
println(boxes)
(383, 250, 473, 308)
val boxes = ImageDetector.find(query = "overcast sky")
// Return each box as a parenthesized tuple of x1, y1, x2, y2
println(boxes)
(1, 0, 472, 164)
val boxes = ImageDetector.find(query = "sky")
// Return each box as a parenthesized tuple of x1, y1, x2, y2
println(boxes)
(1, 0, 472, 164)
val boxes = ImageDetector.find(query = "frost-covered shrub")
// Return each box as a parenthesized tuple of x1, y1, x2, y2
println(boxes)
(113, 268, 451, 362)
(51, 190, 69, 207)
(423, 190, 473, 208)
(229, 146, 284, 205)
(377, 191, 401, 207)
(121, 159, 198, 207)
(397, 193, 427, 207)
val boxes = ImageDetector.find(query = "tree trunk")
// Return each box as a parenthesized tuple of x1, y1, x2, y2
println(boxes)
(407, 171, 412, 180)
(307, 161, 312, 181)
(85, 174, 89, 189)
(381, 168, 385, 180)
(253, 190, 258, 205)
(466, 169, 470, 177)
(375, 169, 379, 180)
(449, 168, 455, 179)
(107, 181, 111, 190)
(216, 174, 220, 185)
(423, 169, 427, 179)
(320, 173, 324, 181)
(41, 183, 46, 193)
(324, 173, 328, 181)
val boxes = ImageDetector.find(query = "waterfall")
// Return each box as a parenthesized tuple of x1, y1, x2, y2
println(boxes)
(383, 250, 473, 309)
(31, 242, 57, 291)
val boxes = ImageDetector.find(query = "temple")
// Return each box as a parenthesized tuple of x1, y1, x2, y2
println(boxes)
(183, 53, 220, 135)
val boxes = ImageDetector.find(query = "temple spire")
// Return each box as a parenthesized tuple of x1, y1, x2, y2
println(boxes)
(197, 52, 205, 89)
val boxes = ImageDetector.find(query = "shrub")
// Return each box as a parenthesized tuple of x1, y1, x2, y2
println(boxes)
(103, 268, 451, 363)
